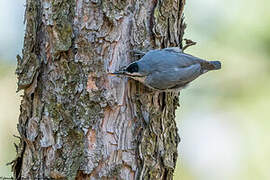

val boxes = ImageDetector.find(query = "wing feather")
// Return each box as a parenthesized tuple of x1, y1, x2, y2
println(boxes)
(145, 64, 202, 90)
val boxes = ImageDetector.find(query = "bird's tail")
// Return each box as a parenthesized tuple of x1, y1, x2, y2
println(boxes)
(210, 61, 221, 70)
(201, 60, 221, 71)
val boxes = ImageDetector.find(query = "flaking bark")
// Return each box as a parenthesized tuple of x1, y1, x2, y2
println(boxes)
(13, 0, 186, 179)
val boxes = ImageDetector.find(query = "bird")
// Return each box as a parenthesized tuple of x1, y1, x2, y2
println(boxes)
(109, 47, 221, 92)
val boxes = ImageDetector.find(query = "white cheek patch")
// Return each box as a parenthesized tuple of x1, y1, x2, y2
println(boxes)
(131, 72, 143, 76)
(131, 76, 146, 83)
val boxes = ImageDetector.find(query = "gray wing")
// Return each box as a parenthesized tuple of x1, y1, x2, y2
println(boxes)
(137, 49, 207, 74)
(145, 64, 202, 90)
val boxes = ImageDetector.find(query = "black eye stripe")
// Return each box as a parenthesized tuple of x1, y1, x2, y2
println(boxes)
(126, 63, 139, 73)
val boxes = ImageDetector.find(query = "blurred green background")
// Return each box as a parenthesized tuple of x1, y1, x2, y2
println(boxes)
(0, 0, 269, 179)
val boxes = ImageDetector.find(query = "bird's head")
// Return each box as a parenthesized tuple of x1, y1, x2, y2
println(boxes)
(108, 62, 147, 82)
(109, 62, 142, 76)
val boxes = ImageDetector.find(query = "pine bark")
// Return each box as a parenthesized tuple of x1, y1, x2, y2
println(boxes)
(13, 0, 186, 179)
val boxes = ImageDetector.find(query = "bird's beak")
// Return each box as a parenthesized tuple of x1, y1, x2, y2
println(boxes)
(107, 71, 126, 76)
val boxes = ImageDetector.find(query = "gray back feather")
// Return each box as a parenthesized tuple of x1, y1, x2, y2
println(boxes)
(137, 49, 206, 75)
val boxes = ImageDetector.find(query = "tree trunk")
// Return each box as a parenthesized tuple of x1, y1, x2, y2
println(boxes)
(13, 0, 186, 179)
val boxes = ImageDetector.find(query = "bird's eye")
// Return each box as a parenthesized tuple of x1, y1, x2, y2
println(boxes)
(126, 63, 139, 73)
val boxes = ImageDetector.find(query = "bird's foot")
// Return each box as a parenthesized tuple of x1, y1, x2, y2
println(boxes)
(128, 49, 146, 56)
(182, 38, 197, 52)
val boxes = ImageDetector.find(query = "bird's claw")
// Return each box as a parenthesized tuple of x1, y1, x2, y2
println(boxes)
(128, 49, 146, 56)
(182, 38, 197, 51)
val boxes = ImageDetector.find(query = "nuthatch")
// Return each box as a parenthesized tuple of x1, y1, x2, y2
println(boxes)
(109, 47, 221, 91)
